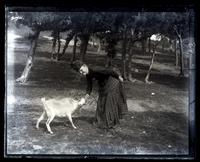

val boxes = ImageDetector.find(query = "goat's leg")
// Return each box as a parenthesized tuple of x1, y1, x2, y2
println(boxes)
(36, 111, 45, 129)
(46, 115, 55, 134)
(68, 115, 77, 129)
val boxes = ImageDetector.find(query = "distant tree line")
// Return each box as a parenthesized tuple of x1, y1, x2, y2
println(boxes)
(7, 10, 195, 84)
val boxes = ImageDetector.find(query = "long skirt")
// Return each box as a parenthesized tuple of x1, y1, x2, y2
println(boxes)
(95, 77, 128, 129)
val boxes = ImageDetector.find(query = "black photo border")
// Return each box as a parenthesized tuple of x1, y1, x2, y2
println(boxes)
(2, 0, 198, 160)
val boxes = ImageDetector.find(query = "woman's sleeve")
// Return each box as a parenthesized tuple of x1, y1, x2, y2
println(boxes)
(86, 75, 93, 95)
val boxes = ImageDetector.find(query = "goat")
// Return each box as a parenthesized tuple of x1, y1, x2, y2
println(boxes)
(36, 97, 84, 134)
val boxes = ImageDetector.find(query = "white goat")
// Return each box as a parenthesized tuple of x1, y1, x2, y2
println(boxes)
(36, 97, 85, 134)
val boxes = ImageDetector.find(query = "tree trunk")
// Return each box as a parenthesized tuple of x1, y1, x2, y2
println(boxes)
(145, 51, 155, 84)
(121, 32, 127, 80)
(162, 40, 165, 53)
(105, 47, 113, 68)
(56, 39, 61, 61)
(71, 33, 78, 62)
(97, 39, 101, 53)
(169, 39, 173, 53)
(122, 59, 126, 80)
(152, 43, 155, 53)
(178, 35, 184, 76)
(83, 36, 89, 54)
(127, 44, 136, 82)
(105, 35, 117, 68)
(57, 34, 61, 54)
(55, 32, 61, 61)
(175, 39, 179, 67)
(16, 30, 40, 84)
(80, 35, 89, 61)
(61, 30, 75, 56)
(51, 31, 60, 60)
(79, 38, 84, 55)
(127, 48, 133, 81)
(92, 37, 95, 47)
(174, 28, 184, 76)
(141, 39, 146, 53)
(148, 37, 151, 53)
(51, 36, 57, 60)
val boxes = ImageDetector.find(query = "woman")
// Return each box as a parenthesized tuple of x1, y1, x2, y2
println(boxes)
(71, 60, 128, 129)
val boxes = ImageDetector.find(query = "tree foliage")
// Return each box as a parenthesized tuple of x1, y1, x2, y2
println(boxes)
(9, 10, 194, 83)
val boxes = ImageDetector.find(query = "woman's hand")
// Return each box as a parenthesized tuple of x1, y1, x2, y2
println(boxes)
(119, 76, 124, 82)
(85, 94, 90, 100)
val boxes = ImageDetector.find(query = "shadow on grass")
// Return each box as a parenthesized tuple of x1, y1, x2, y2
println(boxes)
(133, 52, 176, 64)
(132, 72, 188, 90)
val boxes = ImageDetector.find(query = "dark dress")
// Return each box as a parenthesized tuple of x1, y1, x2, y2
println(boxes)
(86, 68, 128, 129)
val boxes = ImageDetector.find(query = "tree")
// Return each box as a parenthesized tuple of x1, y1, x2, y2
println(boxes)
(124, 12, 161, 82)
(162, 11, 191, 77)
(50, 30, 61, 60)
(71, 33, 78, 62)
(59, 30, 75, 59)
(92, 12, 122, 67)
(14, 12, 71, 83)
(11, 11, 193, 84)
(145, 34, 161, 83)
(58, 12, 89, 60)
